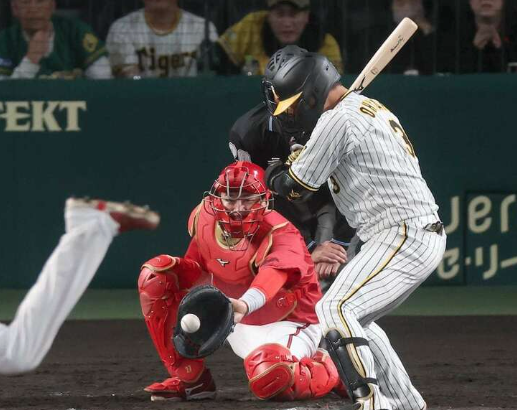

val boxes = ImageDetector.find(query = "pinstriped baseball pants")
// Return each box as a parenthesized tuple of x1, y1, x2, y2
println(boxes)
(316, 222, 446, 410)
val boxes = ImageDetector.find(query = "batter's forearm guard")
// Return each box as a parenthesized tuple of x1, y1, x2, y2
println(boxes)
(266, 162, 314, 202)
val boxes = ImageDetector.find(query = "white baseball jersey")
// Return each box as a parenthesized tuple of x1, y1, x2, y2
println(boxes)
(106, 9, 218, 78)
(290, 91, 439, 241)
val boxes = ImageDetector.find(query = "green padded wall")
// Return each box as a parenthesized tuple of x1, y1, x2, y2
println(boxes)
(0, 74, 516, 288)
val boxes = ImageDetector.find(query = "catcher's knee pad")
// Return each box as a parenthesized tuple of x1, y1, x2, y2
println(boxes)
(324, 329, 377, 402)
(244, 344, 301, 400)
(138, 255, 185, 319)
(244, 344, 338, 401)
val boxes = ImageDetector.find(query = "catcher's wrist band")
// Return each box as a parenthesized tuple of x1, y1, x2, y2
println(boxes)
(240, 288, 266, 314)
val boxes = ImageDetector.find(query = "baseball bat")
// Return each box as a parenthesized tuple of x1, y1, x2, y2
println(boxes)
(349, 17, 418, 93)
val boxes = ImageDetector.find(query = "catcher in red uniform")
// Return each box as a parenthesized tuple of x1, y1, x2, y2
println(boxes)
(138, 161, 347, 401)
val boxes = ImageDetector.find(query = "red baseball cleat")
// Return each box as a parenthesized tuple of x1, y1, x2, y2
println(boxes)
(144, 368, 216, 402)
(65, 197, 160, 232)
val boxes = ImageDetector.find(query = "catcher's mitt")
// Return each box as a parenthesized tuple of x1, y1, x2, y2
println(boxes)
(173, 285, 234, 359)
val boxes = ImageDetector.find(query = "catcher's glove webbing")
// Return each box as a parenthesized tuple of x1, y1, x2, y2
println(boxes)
(173, 285, 234, 359)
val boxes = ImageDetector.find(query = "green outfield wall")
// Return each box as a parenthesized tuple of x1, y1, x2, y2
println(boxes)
(0, 74, 516, 288)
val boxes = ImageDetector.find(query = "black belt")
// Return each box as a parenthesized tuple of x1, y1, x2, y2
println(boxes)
(354, 221, 444, 257)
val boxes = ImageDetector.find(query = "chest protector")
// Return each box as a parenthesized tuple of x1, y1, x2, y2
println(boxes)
(189, 204, 308, 326)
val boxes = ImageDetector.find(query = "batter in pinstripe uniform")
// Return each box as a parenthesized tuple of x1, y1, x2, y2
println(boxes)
(265, 49, 446, 410)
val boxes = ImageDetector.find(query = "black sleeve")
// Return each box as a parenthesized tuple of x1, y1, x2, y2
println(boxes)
(229, 104, 291, 170)
(228, 125, 248, 161)
(228, 104, 266, 163)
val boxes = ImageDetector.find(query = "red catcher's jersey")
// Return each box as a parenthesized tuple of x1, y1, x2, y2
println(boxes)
(186, 202, 322, 325)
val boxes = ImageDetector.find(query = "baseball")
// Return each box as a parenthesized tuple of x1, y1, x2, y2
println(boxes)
(181, 313, 201, 333)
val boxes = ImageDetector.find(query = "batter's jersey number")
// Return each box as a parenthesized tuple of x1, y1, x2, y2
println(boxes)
(389, 119, 416, 157)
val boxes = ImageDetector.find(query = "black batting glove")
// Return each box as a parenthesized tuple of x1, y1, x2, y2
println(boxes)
(265, 159, 286, 194)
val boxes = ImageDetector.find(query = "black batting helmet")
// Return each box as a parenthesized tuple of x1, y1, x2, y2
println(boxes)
(262, 46, 309, 140)
(263, 45, 308, 82)
(264, 52, 341, 133)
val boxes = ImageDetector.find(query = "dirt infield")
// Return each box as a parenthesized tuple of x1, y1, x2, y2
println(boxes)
(1, 316, 516, 410)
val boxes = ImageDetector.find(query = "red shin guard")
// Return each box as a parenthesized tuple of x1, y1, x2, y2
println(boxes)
(138, 255, 204, 382)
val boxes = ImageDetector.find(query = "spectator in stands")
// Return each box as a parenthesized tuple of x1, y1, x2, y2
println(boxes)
(462, 0, 516, 72)
(390, 0, 435, 74)
(106, 0, 218, 78)
(216, 0, 343, 75)
(434, 0, 517, 73)
(344, 0, 434, 75)
(392, 0, 434, 36)
(0, 0, 111, 79)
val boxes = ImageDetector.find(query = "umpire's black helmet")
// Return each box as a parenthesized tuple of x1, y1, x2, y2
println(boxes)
(264, 52, 341, 133)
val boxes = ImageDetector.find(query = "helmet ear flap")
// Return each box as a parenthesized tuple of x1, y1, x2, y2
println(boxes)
(307, 95, 317, 109)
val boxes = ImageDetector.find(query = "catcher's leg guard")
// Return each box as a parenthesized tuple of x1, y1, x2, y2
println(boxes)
(299, 348, 342, 399)
(308, 348, 347, 398)
(244, 344, 340, 401)
(324, 329, 378, 402)
(138, 255, 204, 382)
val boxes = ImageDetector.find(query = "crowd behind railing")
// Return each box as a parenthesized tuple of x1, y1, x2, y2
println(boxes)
(0, 0, 515, 80)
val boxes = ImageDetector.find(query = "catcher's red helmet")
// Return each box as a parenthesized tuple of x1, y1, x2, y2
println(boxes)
(207, 161, 271, 240)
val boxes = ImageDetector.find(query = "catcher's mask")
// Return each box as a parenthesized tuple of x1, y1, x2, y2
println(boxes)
(263, 51, 341, 133)
(206, 161, 271, 242)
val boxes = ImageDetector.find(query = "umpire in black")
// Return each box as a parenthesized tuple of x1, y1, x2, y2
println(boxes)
(228, 46, 355, 282)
